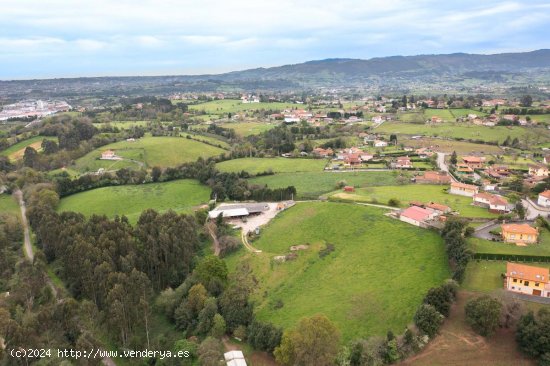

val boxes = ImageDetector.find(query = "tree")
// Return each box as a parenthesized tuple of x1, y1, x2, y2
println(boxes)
(450, 151, 457, 166)
(23, 146, 38, 168)
(41, 139, 59, 154)
(210, 314, 226, 338)
(197, 337, 223, 366)
(509, 177, 524, 193)
(274, 314, 340, 366)
(520, 95, 533, 107)
(414, 304, 443, 338)
(389, 134, 397, 145)
(247, 320, 283, 354)
(515, 202, 526, 220)
(194, 255, 228, 291)
(465, 295, 502, 337)
(151, 166, 162, 182)
(196, 297, 218, 336)
(516, 309, 550, 364)
(423, 285, 454, 317)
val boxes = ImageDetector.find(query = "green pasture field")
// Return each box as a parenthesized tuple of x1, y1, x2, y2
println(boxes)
(330, 185, 497, 218)
(227, 202, 450, 342)
(248, 171, 404, 199)
(73, 136, 225, 172)
(216, 158, 326, 174)
(188, 99, 298, 114)
(424, 109, 455, 120)
(401, 137, 504, 154)
(376, 121, 549, 144)
(218, 121, 278, 136)
(449, 108, 489, 118)
(57, 179, 210, 224)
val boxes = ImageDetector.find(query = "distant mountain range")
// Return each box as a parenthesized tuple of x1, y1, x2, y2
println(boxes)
(1, 49, 550, 99)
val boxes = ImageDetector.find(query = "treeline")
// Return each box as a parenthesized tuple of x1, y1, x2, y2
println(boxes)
(53, 157, 296, 201)
(441, 219, 472, 282)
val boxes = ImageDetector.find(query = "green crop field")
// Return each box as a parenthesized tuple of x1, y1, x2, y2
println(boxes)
(188, 99, 298, 114)
(331, 185, 497, 218)
(227, 202, 449, 342)
(376, 121, 549, 144)
(73, 136, 225, 172)
(0, 194, 20, 216)
(216, 157, 327, 174)
(249, 171, 404, 199)
(449, 108, 488, 118)
(57, 179, 210, 224)
(0, 136, 57, 160)
(468, 230, 550, 257)
(218, 122, 278, 136)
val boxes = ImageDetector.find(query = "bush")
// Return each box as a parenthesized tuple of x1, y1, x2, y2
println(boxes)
(465, 295, 502, 337)
(516, 309, 550, 364)
(388, 198, 401, 207)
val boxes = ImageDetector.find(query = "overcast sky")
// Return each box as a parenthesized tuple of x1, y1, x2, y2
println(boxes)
(0, 0, 549, 79)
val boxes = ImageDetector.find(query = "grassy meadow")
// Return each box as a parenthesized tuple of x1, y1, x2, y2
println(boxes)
(218, 122, 277, 137)
(57, 179, 210, 224)
(331, 185, 497, 218)
(227, 202, 450, 342)
(216, 157, 326, 174)
(0, 136, 58, 160)
(188, 99, 298, 115)
(73, 136, 225, 172)
(249, 171, 404, 199)
(0, 194, 20, 216)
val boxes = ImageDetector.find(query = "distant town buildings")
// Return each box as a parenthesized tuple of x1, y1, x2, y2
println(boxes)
(0, 99, 71, 121)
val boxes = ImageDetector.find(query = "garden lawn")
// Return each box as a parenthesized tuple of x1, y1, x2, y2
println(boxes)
(229, 202, 450, 342)
(73, 136, 225, 172)
(216, 158, 326, 174)
(249, 171, 403, 199)
(57, 180, 210, 224)
(468, 230, 550, 257)
(330, 185, 496, 218)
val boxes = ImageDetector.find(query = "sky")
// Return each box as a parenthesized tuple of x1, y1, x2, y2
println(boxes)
(0, 0, 549, 80)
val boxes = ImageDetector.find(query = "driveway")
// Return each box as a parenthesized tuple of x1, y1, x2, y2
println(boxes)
(522, 198, 550, 220)
(436, 152, 457, 181)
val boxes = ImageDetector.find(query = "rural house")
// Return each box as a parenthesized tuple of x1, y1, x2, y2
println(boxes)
(544, 155, 550, 165)
(373, 140, 388, 147)
(528, 164, 549, 177)
(462, 156, 486, 169)
(100, 150, 119, 160)
(394, 156, 413, 169)
(415, 171, 451, 185)
(449, 182, 479, 197)
(505, 262, 549, 298)
(473, 193, 510, 213)
(425, 202, 452, 214)
(313, 147, 334, 158)
(538, 190, 550, 207)
(501, 224, 538, 245)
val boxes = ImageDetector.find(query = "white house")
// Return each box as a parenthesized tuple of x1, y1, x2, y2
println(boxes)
(538, 190, 550, 207)
(224, 350, 247, 366)
(449, 182, 479, 197)
(373, 140, 388, 147)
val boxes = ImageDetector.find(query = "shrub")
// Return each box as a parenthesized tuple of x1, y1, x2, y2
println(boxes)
(465, 295, 502, 337)
(414, 304, 443, 338)
(388, 198, 401, 207)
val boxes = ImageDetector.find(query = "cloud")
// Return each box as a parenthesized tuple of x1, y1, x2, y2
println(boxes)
(0, 0, 548, 78)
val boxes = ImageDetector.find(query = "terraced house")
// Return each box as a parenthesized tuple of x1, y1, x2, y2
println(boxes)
(505, 262, 550, 298)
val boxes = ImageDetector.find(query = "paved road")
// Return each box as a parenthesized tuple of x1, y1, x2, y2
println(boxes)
(14, 190, 33, 262)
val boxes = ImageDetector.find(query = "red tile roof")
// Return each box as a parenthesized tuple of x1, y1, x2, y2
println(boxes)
(507, 262, 548, 283)
(401, 206, 432, 222)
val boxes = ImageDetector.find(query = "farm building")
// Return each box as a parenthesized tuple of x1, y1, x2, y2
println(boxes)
(343, 186, 355, 192)
(501, 224, 538, 245)
(537, 190, 550, 207)
(208, 202, 269, 220)
(394, 156, 413, 169)
(224, 350, 247, 366)
(373, 140, 388, 147)
(449, 182, 479, 197)
(505, 262, 549, 298)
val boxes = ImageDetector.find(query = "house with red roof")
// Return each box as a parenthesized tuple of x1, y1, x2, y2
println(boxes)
(399, 206, 437, 227)
(473, 192, 510, 213)
(505, 262, 550, 297)
(450, 182, 479, 197)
